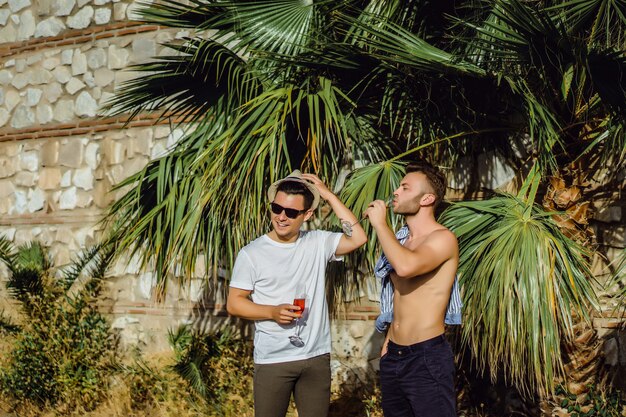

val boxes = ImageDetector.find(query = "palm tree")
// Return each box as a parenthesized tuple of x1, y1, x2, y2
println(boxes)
(104, 0, 625, 401)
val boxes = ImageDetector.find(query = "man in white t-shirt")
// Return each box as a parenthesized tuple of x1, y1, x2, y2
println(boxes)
(227, 170, 367, 417)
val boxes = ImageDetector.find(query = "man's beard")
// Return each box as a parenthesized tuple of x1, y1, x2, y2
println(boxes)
(394, 201, 421, 216)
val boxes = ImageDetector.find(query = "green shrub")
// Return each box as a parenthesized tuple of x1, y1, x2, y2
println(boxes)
(557, 384, 625, 417)
(169, 326, 255, 415)
(0, 239, 117, 412)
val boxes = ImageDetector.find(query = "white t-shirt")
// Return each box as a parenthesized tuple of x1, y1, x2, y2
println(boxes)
(230, 230, 343, 364)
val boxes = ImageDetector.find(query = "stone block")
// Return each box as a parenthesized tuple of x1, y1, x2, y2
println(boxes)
(0, 157, 16, 178)
(11, 105, 35, 128)
(66, 77, 85, 94)
(123, 156, 149, 177)
(87, 48, 107, 69)
(1, 228, 16, 240)
(28, 68, 53, 85)
(84, 142, 100, 169)
(35, 16, 65, 37)
(25, 87, 42, 106)
(130, 129, 153, 156)
(50, 244, 71, 266)
(0, 70, 12, 85)
(112, 2, 126, 20)
(0, 9, 9, 25)
(27, 188, 45, 212)
(132, 38, 156, 63)
(0, 19, 18, 42)
(14, 171, 37, 186)
(93, 179, 113, 208)
(107, 165, 125, 185)
(0, 179, 15, 198)
(5, 90, 20, 112)
(40, 140, 59, 166)
(54, 227, 73, 244)
(53, 98, 75, 121)
(11, 72, 28, 89)
(71, 49, 87, 75)
(0, 197, 10, 214)
(36, 103, 53, 124)
(44, 82, 63, 103)
(52, 65, 72, 84)
(0, 108, 8, 127)
(108, 44, 129, 70)
(38, 167, 62, 189)
(61, 49, 73, 65)
(83, 70, 95, 88)
(104, 139, 126, 165)
(9, 0, 31, 13)
(12, 189, 27, 214)
(76, 190, 93, 207)
(94, 67, 114, 87)
(72, 167, 94, 190)
(2, 142, 20, 157)
(14, 228, 31, 245)
(137, 272, 155, 300)
(58, 140, 83, 168)
(166, 128, 184, 148)
(67, 5, 93, 29)
(75, 91, 98, 117)
(94, 7, 111, 24)
(53, 0, 75, 16)
(60, 169, 71, 187)
(59, 186, 77, 209)
(17, 10, 35, 40)
(26, 53, 42, 65)
(19, 150, 38, 171)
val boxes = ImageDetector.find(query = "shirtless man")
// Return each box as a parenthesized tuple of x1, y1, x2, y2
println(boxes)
(365, 161, 459, 417)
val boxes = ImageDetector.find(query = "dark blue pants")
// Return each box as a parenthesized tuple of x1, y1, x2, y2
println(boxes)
(380, 334, 456, 417)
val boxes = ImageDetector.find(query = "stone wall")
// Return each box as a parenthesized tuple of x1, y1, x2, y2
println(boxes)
(1, 0, 624, 394)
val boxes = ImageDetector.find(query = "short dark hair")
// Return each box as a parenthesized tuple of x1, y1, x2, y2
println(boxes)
(405, 161, 447, 208)
(276, 180, 314, 210)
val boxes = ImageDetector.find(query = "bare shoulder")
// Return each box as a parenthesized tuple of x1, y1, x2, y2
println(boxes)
(425, 228, 458, 255)
(429, 227, 457, 244)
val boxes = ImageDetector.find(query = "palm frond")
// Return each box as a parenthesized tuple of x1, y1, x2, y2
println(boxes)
(134, 0, 224, 29)
(609, 248, 626, 314)
(0, 235, 15, 269)
(341, 12, 485, 76)
(440, 193, 598, 397)
(104, 39, 260, 124)
(6, 242, 52, 304)
(546, 0, 626, 48)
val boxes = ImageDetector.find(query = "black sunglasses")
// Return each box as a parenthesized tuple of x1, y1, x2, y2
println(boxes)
(270, 202, 307, 219)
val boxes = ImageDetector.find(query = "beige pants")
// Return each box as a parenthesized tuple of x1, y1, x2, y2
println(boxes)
(253, 353, 331, 417)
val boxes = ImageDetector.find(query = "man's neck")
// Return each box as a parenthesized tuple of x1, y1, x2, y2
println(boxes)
(267, 230, 300, 243)
(404, 209, 439, 238)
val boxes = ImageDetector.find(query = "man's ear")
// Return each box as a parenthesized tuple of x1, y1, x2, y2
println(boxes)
(421, 193, 436, 206)
(304, 210, 314, 221)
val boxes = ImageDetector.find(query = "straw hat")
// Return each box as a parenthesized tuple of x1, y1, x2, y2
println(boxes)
(267, 170, 320, 210)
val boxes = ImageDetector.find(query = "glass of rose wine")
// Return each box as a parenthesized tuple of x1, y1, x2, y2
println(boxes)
(289, 282, 306, 347)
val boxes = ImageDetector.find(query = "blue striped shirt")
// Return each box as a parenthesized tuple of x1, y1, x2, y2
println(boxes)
(374, 225, 462, 333)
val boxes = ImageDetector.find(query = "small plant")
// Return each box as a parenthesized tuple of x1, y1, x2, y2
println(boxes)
(169, 325, 255, 415)
(0, 237, 117, 413)
(557, 384, 625, 417)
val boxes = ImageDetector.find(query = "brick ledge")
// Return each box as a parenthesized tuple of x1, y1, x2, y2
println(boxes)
(0, 22, 164, 59)
(0, 112, 186, 142)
